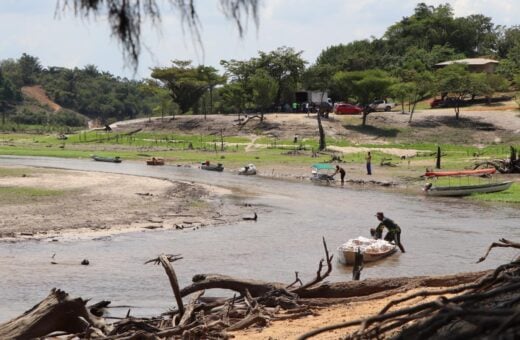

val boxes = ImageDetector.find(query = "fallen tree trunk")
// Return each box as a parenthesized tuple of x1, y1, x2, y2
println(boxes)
(297, 271, 489, 299)
(0, 289, 109, 339)
(180, 274, 287, 298)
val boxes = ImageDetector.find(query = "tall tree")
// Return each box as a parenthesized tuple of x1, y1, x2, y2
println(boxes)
(18, 53, 42, 86)
(151, 60, 209, 114)
(434, 64, 471, 120)
(199, 66, 226, 119)
(256, 47, 306, 105)
(303, 64, 336, 151)
(351, 70, 396, 126)
(220, 58, 257, 110)
(0, 70, 18, 124)
(249, 70, 278, 122)
(220, 82, 246, 121)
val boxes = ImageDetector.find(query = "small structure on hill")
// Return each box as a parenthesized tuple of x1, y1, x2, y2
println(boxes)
(435, 58, 499, 73)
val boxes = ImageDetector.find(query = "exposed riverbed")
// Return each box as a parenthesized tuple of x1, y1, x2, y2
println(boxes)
(1, 156, 519, 321)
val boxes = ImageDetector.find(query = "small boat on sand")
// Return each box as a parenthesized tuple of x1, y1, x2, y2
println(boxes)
(92, 155, 122, 163)
(424, 181, 513, 196)
(337, 237, 397, 265)
(201, 162, 224, 172)
(423, 168, 512, 197)
(238, 164, 257, 175)
(146, 157, 165, 166)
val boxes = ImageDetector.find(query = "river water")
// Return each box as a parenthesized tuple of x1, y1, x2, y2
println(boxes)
(0, 156, 519, 321)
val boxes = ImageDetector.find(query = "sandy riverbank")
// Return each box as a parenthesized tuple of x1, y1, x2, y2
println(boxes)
(0, 166, 254, 241)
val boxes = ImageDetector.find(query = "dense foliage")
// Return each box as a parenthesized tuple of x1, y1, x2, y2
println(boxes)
(3, 2, 520, 127)
(0, 55, 163, 127)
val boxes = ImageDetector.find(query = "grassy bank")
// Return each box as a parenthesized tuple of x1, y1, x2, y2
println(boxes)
(470, 182, 520, 203)
(1, 128, 518, 204)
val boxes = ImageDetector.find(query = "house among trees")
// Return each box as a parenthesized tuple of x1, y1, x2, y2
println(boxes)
(435, 58, 499, 73)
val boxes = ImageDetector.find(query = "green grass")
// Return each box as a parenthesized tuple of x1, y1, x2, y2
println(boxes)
(0, 130, 517, 179)
(0, 186, 66, 204)
(469, 182, 520, 203)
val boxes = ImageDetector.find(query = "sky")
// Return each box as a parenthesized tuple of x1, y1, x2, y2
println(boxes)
(1, 0, 519, 80)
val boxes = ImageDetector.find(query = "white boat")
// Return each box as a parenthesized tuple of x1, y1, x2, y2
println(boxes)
(424, 181, 513, 197)
(337, 237, 397, 265)
(238, 164, 257, 175)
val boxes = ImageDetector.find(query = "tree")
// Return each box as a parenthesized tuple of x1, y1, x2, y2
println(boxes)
(0, 70, 18, 124)
(249, 70, 278, 122)
(303, 64, 336, 151)
(389, 82, 415, 114)
(18, 53, 42, 86)
(151, 60, 209, 114)
(220, 82, 246, 121)
(331, 71, 364, 103)
(199, 66, 226, 119)
(316, 40, 384, 72)
(256, 47, 306, 105)
(351, 70, 396, 126)
(220, 58, 257, 112)
(60, 0, 259, 69)
(407, 71, 434, 123)
(467, 73, 493, 101)
(434, 64, 471, 120)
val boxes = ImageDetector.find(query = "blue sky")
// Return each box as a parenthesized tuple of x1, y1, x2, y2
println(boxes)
(1, 0, 519, 79)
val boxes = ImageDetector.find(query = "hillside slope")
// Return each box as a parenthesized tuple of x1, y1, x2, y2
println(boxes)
(21, 85, 62, 112)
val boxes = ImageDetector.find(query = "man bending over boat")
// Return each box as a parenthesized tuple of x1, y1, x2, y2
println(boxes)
(332, 165, 346, 185)
(371, 212, 406, 253)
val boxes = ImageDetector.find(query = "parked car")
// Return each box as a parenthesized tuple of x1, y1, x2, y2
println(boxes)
(430, 98, 444, 108)
(430, 97, 466, 108)
(367, 100, 397, 112)
(334, 103, 363, 115)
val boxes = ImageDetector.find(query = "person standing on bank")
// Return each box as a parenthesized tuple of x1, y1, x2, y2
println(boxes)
(333, 165, 346, 185)
(373, 212, 405, 253)
(366, 151, 372, 175)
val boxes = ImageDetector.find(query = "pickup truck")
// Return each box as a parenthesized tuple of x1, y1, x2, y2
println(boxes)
(367, 100, 397, 112)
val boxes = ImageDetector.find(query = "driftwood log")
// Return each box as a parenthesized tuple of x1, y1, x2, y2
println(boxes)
(0, 289, 109, 339)
(474, 145, 520, 173)
(298, 238, 520, 339)
(1, 238, 517, 339)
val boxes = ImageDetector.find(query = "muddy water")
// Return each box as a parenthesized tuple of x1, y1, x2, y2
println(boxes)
(1, 156, 519, 321)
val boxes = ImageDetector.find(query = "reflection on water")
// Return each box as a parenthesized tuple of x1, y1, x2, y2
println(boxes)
(0, 156, 519, 321)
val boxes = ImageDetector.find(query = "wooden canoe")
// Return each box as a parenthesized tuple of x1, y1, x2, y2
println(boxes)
(146, 158, 165, 166)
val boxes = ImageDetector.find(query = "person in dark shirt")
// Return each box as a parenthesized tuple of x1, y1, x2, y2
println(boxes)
(332, 165, 346, 185)
(373, 212, 405, 253)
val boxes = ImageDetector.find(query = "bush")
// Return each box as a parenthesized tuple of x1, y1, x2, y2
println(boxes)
(12, 109, 47, 125)
(49, 110, 86, 127)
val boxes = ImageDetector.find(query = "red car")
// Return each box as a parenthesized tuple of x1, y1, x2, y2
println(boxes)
(334, 103, 363, 115)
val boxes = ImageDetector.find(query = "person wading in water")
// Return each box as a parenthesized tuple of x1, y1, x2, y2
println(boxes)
(371, 212, 405, 253)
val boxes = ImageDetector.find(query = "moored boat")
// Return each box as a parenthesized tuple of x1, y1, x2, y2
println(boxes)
(423, 168, 512, 197)
(201, 162, 224, 172)
(238, 164, 257, 175)
(425, 168, 496, 177)
(92, 155, 122, 163)
(424, 181, 513, 196)
(337, 237, 397, 265)
(146, 157, 165, 166)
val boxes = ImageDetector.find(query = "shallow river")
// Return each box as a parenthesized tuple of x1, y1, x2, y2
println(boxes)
(0, 156, 519, 321)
